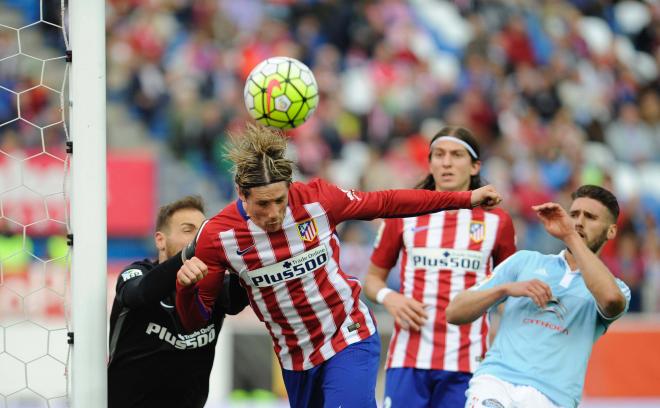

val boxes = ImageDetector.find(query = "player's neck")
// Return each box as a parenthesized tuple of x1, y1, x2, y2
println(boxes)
(563, 248, 579, 272)
(435, 186, 469, 193)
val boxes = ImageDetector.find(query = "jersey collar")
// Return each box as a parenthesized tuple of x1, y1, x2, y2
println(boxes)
(558, 249, 580, 274)
(236, 199, 250, 221)
(558, 249, 580, 288)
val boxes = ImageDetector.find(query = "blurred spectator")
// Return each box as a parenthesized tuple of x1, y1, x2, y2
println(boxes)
(0, 218, 33, 277)
(605, 101, 658, 163)
(603, 223, 645, 312)
(4, 0, 660, 312)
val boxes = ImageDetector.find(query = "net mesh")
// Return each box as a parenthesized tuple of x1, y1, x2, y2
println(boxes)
(0, 1, 70, 407)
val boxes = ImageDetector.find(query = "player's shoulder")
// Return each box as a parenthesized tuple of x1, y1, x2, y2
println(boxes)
(291, 178, 324, 193)
(287, 178, 328, 203)
(482, 206, 513, 220)
(117, 259, 155, 283)
(491, 250, 542, 275)
(505, 250, 545, 264)
(120, 259, 154, 273)
(204, 201, 246, 232)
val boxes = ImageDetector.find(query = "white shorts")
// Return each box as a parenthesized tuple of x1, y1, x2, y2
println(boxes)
(465, 375, 562, 408)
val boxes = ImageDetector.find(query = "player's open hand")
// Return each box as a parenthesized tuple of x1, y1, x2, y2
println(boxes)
(177, 257, 208, 287)
(382, 291, 428, 331)
(471, 185, 502, 210)
(504, 279, 553, 308)
(532, 202, 575, 241)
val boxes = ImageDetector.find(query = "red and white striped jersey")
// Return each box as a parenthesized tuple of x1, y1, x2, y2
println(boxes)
(176, 178, 473, 371)
(371, 208, 515, 373)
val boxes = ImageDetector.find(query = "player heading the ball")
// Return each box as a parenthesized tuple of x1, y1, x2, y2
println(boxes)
(175, 123, 504, 408)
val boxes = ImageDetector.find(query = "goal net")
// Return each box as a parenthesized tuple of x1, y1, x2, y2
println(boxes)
(0, 1, 70, 407)
(1, 1, 107, 406)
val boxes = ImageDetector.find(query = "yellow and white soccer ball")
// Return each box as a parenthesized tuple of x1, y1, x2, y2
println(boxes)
(243, 56, 319, 129)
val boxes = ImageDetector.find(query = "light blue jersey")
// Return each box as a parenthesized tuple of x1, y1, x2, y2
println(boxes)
(471, 250, 631, 408)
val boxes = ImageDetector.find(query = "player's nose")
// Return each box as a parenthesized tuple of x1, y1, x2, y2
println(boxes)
(267, 206, 280, 220)
(573, 216, 584, 229)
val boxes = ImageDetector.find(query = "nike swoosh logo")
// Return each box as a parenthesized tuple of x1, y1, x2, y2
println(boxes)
(410, 225, 431, 232)
(236, 244, 256, 256)
(266, 78, 281, 113)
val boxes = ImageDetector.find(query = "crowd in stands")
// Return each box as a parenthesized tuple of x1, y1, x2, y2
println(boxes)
(2, 0, 659, 312)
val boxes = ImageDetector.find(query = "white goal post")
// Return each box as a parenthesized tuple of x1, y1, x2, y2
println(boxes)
(69, 0, 107, 407)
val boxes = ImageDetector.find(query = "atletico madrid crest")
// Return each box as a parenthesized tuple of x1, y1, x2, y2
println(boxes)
(297, 219, 318, 242)
(469, 221, 485, 243)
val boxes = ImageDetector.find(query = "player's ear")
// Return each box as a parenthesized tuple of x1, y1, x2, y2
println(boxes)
(470, 160, 481, 176)
(606, 223, 617, 240)
(237, 185, 250, 201)
(154, 231, 166, 252)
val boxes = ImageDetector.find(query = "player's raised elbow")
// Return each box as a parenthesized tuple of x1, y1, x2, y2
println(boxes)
(600, 290, 627, 318)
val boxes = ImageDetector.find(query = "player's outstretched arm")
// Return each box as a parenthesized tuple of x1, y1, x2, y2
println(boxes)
(446, 280, 552, 325)
(533, 202, 627, 318)
(324, 179, 501, 223)
(364, 263, 427, 331)
(117, 252, 188, 308)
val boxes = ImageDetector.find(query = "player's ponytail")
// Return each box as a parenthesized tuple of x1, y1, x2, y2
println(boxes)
(225, 123, 294, 196)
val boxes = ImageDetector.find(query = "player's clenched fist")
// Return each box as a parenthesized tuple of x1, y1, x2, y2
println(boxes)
(177, 257, 208, 286)
(470, 185, 502, 210)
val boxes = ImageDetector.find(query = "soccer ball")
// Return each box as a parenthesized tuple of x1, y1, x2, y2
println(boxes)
(243, 56, 319, 129)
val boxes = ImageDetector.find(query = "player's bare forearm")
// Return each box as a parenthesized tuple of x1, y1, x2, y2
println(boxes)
(364, 264, 390, 302)
(366, 263, 428, 330)
(446, 286, 508, 325)
(564, 234, 626, 317)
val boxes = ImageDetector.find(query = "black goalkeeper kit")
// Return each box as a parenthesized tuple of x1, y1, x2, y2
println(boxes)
(108, 255, 248, 408)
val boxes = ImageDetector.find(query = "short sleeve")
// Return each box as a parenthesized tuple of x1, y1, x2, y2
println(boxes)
(596, 278, 631, 327)
(114, 261, 151, 306)
(370, 218, 403, 270)
(491, 210, 516, 267)
(471, 250, 524, 292)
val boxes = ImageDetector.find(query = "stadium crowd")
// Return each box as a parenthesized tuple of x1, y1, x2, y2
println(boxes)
(2, 0, 659, 312)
